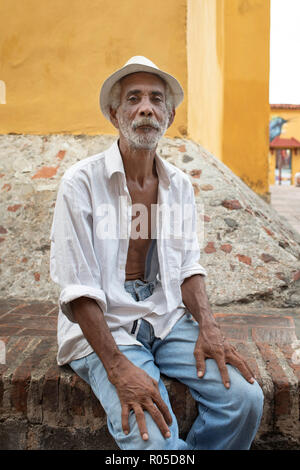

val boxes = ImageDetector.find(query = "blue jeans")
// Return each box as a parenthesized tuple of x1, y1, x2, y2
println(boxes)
(70, 278, 264, 450)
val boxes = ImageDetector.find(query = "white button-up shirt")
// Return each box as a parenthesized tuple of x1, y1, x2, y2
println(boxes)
(50, 140, 207, 365)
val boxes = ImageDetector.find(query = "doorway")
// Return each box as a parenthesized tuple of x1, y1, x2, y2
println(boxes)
(275, 148, 292, 185)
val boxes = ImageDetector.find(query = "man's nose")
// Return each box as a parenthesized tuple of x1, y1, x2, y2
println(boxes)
(138, 97, 153, 117)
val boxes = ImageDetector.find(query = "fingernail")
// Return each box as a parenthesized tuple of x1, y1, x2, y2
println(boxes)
(225, 382, 230, 388)
(197, 371, 203, 378)
(142, 433, 148, 441)
(124, 430, 128, 435)
(165, 431, 171, 438)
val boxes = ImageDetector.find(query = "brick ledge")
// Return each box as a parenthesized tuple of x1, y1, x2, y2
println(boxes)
(0, 299, 300, 450)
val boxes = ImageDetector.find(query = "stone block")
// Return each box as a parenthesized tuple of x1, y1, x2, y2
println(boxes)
(0, 419, 28, 450)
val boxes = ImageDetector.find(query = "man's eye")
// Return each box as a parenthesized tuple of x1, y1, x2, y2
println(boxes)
(128, 96, 137, 102)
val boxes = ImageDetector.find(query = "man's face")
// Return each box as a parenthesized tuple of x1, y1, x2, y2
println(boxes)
(112, 72, 173, 150)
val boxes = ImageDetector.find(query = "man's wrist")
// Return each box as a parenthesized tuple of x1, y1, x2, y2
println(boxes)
(192, 308, 218, 329)
(106, 351, 131, 384)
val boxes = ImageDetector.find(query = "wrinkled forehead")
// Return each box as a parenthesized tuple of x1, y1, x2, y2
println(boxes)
(119, 72, 166, 96)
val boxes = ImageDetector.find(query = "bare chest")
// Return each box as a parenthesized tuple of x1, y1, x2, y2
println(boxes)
(125, 178, 159, 280)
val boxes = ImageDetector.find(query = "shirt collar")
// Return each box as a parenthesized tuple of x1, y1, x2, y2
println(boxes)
(104, 139, 176, 188)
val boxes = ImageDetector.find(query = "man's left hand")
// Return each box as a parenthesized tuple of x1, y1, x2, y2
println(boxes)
(193, 321, 255, 388)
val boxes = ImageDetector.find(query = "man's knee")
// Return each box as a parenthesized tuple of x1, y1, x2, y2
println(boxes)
(230, 375, 264, 423)
(116, 425, 173, 450)
(114, 410, 178, 450)
(136, 433, 171, 450)
(245, 380, 264, 418)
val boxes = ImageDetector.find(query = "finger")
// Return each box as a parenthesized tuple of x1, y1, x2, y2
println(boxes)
(145, 399, 171, 439)
(152, 390, 173, 427)
(194, 348, 206, 378)
(228, 350, 255, 383)
(215, 353, 231, 388)
(233, 350, 255, 378)
(133, 404, 149, 441)
(121, 404, 130, 436)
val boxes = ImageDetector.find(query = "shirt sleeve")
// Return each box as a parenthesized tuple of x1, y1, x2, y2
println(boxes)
(180, 179, 207, 285)
(50, 178, 107, 323)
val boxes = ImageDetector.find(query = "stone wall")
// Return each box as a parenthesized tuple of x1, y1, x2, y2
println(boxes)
(0, 134, 299, 307)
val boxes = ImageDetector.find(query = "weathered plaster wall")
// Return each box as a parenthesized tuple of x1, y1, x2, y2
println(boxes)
(187, 0, 224, 161)
(0, 0, 187, 137)
(187, 0, 270, 198)
(222, 0, 270, 197)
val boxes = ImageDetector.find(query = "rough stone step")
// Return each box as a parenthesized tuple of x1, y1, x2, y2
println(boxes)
(0, 299, 300, 450)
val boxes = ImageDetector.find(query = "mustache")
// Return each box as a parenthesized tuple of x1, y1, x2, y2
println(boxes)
(132, 117, 160, 131)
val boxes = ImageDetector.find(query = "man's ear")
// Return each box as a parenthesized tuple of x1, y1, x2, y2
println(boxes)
(167, 109, 176, 129)
(109, 107, 119, 129)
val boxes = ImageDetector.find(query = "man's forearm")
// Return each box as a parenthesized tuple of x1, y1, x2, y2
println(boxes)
(70, 297, 126, 382)
(180, 274, 218, 327)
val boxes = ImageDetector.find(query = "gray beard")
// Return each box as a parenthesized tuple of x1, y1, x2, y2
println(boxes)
(117, 115, 169, 150)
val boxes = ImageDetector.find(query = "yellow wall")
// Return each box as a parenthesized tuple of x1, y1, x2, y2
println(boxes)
(268, 151, 276, 185)
(187, 0, 224, 161)
(0, 0, 187, 137)
(0, 0, 271, 197)
(222, 0, 270, 197)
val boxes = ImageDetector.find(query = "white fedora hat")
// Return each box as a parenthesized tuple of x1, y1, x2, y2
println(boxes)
(99, 56, 184, 121)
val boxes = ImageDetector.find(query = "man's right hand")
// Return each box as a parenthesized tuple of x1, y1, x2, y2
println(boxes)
(109, 357, 173, 441)
(70, 297, 171, 441)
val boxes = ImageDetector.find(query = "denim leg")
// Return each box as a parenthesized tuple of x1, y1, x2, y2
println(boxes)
(69, 278, 184, 450)
(153, 314, 264, 450)
(70, 279, 264, 450)
(70, 345, 184, 450)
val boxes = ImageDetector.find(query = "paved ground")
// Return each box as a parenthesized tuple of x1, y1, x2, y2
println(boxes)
(270, 184, 300, 235)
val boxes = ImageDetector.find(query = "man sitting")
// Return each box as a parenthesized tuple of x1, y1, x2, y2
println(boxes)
(50, 56, 264, 450)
